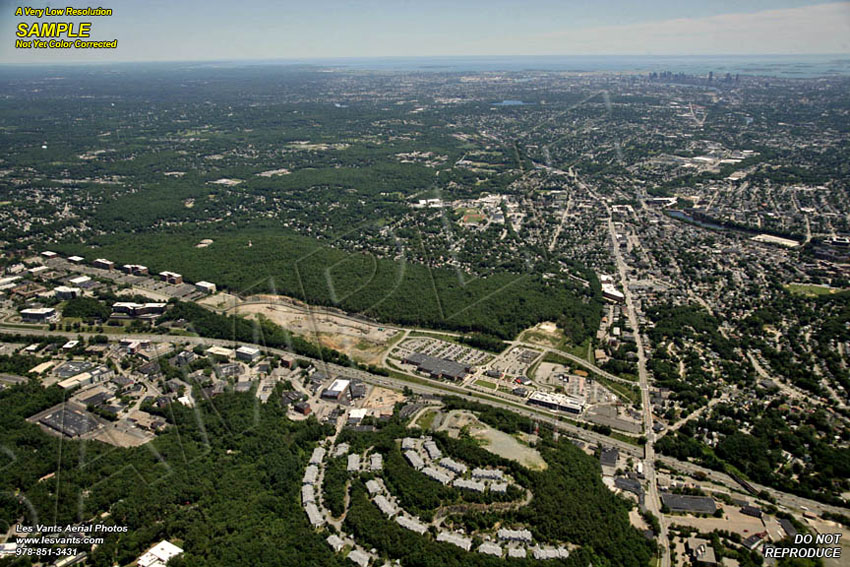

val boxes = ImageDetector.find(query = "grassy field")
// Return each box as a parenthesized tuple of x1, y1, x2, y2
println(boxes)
(784, 283, 842, 297)
(415, 408, 438, 430)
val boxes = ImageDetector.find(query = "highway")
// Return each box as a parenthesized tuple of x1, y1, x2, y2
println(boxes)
(0, 324, 644, 457)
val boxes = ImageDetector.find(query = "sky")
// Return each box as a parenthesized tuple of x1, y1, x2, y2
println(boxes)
(1, 0, 850, 64)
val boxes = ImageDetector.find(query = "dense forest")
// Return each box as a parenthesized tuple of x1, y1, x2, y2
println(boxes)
(57, 229, 601, 341)
(0, 380, 343, 567)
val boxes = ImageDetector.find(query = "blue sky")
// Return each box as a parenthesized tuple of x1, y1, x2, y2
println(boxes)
(2, 0, 850, 63)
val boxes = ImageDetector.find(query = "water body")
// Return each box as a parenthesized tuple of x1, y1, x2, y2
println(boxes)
(667, 210, 729, 231)
(493, 100, 532, 106)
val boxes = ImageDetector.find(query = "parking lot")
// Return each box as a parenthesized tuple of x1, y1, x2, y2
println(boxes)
(395, 336, 492, 367)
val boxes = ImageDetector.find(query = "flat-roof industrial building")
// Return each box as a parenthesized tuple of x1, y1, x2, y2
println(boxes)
(402, 352, 468, 380)
(527, 391, 584, 414)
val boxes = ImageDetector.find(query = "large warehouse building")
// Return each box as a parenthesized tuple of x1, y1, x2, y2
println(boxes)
(527, 391, 584, 414)
(402, 352, 468, 380)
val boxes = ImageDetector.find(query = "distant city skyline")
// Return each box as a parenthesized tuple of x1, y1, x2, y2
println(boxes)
(2, 0, 850, 64)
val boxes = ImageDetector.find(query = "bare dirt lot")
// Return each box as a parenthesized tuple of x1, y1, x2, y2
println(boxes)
(216, 294, 400, 364)
(361, 385, 406, 417)
(520, 322, 565, 348)
(437, 410, 547, 471)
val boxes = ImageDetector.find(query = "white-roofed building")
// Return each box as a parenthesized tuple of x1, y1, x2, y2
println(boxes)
(401, 437, 418, 450)
(137, 541, 184, 567)
(92, 258, 114, 270)
(437, 531, 472, 551)
(195, 281, 217, 294)
(374, 494, 398, 517)
(333, 443, 350, 457)
(365, 479, 383, 496)
(478, 542, 502, 557)
(347, 453, 361, 472)
(347, 548, 371, 567)
(302, 484, 316, 504)
(20, 307, 58, 323)
(453, 478, 486, 492)
(422, 466, 454, 485)
(423, 439, 441, 460)
(305, 502, 324, 527)
(348, 408, 368, 425)
(472, 467, 504, 481)
(122, 264, 149, 275)
(309, 447, 326, 465)
(527, 390, 584, 414)
(322, 379, 350, 400)
(326, 534, 345, 553)
(531, 546, 569, 560)
(54, 286, 81, 299)
(405, 450, 425, 470)
(507, 547, 527, 558)
(236, 345, 261, 362)
(491, 482, 509, 493)
(159, 271, 183, 284)
(396, 515, 428, 535)
(439, 457, 467, 475)
(370, 453, 383, 471)
(206, 346, 235, 359)
(303, 465, 319, 485)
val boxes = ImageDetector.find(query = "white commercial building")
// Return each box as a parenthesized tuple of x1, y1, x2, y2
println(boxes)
(236, 345, 261, 362)
(20, 307, 58, 323)
(322, 379, 350, 399)
(54, 286, 81, 299)
(195, 281, 217, 294)
(527, 391, 584, 414)
(137, 541, 184, 567)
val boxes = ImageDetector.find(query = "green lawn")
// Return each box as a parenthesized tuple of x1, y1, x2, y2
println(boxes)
(784, 283, 841, 297)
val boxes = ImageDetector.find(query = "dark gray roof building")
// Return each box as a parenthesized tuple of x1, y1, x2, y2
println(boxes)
(403, 352, 468, 380)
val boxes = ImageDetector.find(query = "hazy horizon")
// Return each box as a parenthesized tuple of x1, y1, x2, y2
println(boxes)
(2, 1, 850, 65)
